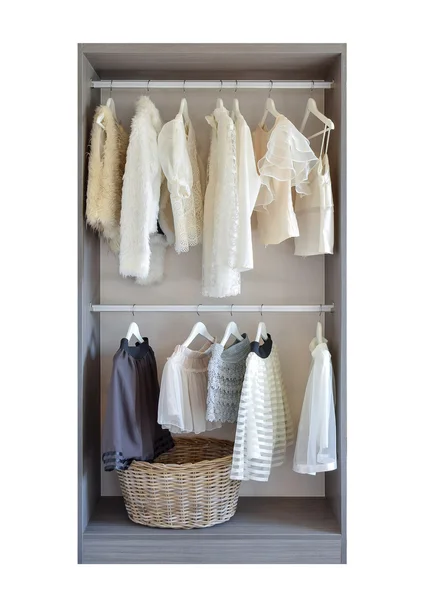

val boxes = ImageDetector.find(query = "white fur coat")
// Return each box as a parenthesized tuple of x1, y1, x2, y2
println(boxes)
(119, 96, 174, 285)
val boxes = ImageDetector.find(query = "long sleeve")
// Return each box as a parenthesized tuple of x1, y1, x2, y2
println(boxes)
(119, 97, 163, 280)
(233, 117, 261, 272)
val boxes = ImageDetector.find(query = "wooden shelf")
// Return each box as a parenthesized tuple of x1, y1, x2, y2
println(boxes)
(82, 497, 342, 564)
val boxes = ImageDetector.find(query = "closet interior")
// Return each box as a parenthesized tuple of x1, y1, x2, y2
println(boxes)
(78, 43, 346, 564)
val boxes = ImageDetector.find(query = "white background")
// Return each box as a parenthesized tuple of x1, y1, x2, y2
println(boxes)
(2, 0, 424, 596)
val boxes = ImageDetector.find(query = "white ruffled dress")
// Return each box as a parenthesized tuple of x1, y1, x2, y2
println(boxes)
(253, 115, 318, 245)
(293, 335, 337, 475)
(158, 341, 222, 434)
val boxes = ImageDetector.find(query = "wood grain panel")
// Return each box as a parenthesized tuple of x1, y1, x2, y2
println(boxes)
(78, 47, 101, 563)
(82, 497, 342, 563)
(83, 537, 341, 564)
(324, 49, 347, 563)
(81, 43, 344, 80)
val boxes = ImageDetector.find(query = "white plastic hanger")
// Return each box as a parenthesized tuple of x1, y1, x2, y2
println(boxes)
(216, 80, 225, 109)
(220, 321, 244, 347)
(300, 83, 335, 140)
(178, 81, 190, 125)
(259, 80, 281, 129)
(255, 321, 268, 344)
(178, 97, 189, 122)
(96, 81, 117, 130)
(182, 321, 215, 348)
(316, 321, 323, 344)
(231, 80, 241, 120)
(126, 321, 143, 344)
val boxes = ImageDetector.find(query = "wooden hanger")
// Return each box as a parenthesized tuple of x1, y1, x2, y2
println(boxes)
(300, 97, 334, 140)
(182, 322, 215, 348)
(220, 321, 244, 347)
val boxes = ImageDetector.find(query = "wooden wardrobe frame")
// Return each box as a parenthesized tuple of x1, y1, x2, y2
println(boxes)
(78, 43, 347, 564)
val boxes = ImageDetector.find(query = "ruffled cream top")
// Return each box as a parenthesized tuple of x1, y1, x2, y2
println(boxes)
(253, 115, 318, 245)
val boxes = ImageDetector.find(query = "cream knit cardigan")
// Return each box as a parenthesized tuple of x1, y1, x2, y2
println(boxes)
(119, 96, 174, 285)
(86, 104, 129, 254)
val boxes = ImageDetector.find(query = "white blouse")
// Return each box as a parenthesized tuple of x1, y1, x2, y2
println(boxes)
(293, 335, 337, 475)
(230, 336, 294, 482)
(202, 104, 260, 298)
(157, 341, 222, 434)
(158, 112, 203, 253)
(253, 115, 318, 245)
(294, 153, 334, 256)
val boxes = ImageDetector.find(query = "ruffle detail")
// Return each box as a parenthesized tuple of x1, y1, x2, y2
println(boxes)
(257, 116, 318, 204)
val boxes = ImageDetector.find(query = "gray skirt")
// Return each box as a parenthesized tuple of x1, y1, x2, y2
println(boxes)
(102, 337, 174, 471)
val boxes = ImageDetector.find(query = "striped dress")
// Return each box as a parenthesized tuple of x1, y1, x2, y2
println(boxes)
(230, 335, 294, 482)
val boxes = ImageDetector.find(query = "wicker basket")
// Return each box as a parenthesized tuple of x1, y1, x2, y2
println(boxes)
(117, 437, 241, 529)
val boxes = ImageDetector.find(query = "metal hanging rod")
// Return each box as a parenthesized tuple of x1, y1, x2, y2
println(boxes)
(90, 304, 334, 313)
(91, 79, 333, 90)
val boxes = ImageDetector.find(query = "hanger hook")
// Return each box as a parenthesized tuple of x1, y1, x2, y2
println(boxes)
(109, 80, 113, 98)
(147, 79, 150, 94)
(132, 304, 135, 318)
(260, 304, 264, 317)
(183, 79, 186, 95)
(219, 79, 223, 94)
(319, 303, 323, 318)
(235, 79, 238, 94)
(311, 80, 314, 95)
(197, 304, 201, 316)
(230, 304, 234, 317)
(269, 79, 273, 97)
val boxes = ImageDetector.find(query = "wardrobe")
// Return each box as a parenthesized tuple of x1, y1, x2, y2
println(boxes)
(78, 43, 347, 564)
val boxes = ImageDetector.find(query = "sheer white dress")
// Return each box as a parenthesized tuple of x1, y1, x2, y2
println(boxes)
(230, 335, 294, 482)
(158, 112, 203, 253)
(158, 341, 222, 434)
(293, 333, 337, 475)
(202, 103, 260, 298)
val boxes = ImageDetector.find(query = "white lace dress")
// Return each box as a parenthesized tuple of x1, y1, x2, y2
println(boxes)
(158, 113, 203, 253)
(293, 335, 337, 475)
(157, 341, 222, 434)
(206, 334, 251, 424)
(202, 104, 260, 298)
(253, 115, 318, 245)
(230, 335, 294, 482)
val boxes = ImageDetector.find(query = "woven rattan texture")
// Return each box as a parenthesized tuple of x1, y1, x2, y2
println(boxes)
(117, 437, 241, 529)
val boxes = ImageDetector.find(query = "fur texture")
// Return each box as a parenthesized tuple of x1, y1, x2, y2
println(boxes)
(86, 105, 128, 254)
(119, 96, 173, 283)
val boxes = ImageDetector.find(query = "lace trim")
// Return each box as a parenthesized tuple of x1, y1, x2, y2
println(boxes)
(187, 122, 203, 245)
(171, 119, 203, 253)
(206, 341, 249, 423)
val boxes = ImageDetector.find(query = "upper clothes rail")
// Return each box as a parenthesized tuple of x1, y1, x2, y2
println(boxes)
(90, 304, 335, 313)
(91, 80, 334, 90)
